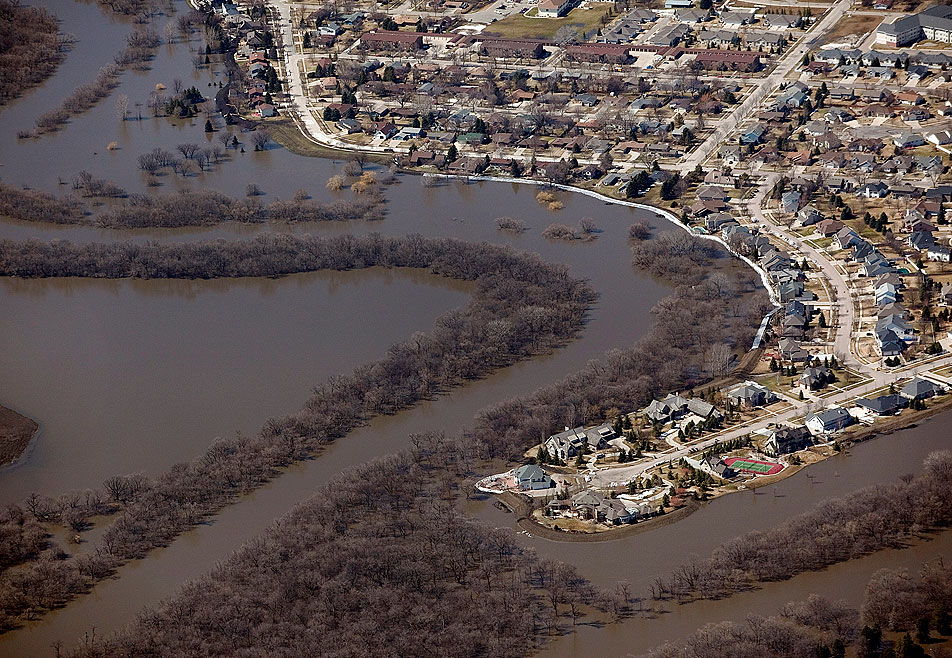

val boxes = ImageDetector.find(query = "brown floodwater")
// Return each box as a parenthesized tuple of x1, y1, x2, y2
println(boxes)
(2, 1, 949, 656)
(0, 270, 471, 497)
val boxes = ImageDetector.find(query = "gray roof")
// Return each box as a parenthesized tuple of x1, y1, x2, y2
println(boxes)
(806, 406, 852, 429)
(900, 377, 944, 399)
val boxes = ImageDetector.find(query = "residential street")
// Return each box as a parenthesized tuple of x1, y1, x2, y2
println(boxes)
(681, 0, 852, 171)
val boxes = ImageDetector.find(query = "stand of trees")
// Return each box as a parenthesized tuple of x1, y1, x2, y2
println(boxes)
(0, 234, 596, 628)
(862, 558, 952, 634)
(468, 230, 770, 461)
(656, 451, 952, 602)
(0, 0, 70, 107)
(0, 184, 87, 224)
(0, 185, 385, 228)
(65, 438, 619, 658)
(635, 595, 857, 658)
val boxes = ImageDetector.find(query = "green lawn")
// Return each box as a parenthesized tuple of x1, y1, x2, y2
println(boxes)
(483, 6, 613, 40)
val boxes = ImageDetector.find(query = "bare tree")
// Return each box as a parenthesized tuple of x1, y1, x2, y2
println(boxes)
(115, 94, 128, 121)
(194, 149, 211, 171)
(176, 143, 200, 159)
(251, 130, 271, 150)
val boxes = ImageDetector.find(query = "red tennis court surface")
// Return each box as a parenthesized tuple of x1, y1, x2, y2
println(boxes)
(724, 457, 784, 476)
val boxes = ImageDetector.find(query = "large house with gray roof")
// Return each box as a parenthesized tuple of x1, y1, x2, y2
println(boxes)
(544, 424, 614, 461)
(514, 464, 553, 491)
(876, 5, 952, 46)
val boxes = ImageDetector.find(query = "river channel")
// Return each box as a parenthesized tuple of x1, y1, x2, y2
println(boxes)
(1, 1, 950, 656)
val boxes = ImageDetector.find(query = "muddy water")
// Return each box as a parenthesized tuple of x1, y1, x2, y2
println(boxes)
(1, 3, 673, 654)
(545, 530, 952, 658)
(3, 2, 948, 657)
(0, 269, 471, 497)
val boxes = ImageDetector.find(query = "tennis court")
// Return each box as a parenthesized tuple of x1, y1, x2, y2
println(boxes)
(724, 457, 784, 476)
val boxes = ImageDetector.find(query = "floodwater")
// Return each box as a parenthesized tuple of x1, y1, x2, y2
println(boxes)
(1, 1, 949, 657)
(0, 0, 672, 654)
(0, 270, 471, 496)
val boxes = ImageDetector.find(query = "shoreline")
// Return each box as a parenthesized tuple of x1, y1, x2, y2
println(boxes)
(407, 171, 782, 351)
(0, 404, 38, 468)
(498, 395, 952, 543)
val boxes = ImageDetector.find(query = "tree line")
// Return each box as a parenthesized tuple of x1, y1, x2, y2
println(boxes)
(0, 184, 384, 228)
(0, 184, 87, 225)
(635, 603, 852, 658)
(655, 451, 952, 602)
(32, 28, 160, 135)
(0, 233, 596, 628)
(0, 0, 70, 107)
(638, 559, 952, 658)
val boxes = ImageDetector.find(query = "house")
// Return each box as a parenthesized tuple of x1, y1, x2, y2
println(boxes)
(740, 124, 767, 145)
(894, 132, 926, 149)
(372, 121, 398, 139)
(779, 280, 812, 303)
(901, 377, 944, 401)
(697, 186, 730, 202)
(569, 492, 637, 524)
(704, 170, 735, 187)
(855, 394, 908, 416)
(828, 86, 855, 101)
(643, 394, 721, 424)
(407, 150, 444, 167)
(514, 464, 553, 491)
(940, 283, 952, 308)
(806, 407, 854, 435)
(928, 245, 951, 262)
(781, 190, 802, 214)
(835, 227, 859, 251)
(876, 328, 905, 356)
(765, 425, 812, 456)
(909, 231, 935, 251)
(800, 366, 834, 391)
(675, 8, 711, 22)
(728, 381, 773, 408)
(686, 455, 736, 479)
(817, 219, 844, 237)
(762, 13, 801, 29)
(359, 30, 425, 52)
(858, 181, 889, 199)
(538, 0, 572, 17)
(393, 126, 423, 141)
(544, 424, 614, 461)
(876, 273, 904, 290)
(337, 118, 362, 133)
(878, 302, 908, 319)
(896, 90, 925, 106)
(779, 338, 809, 362)
(256, 103, 276, 117)
(798, 205, 824, 227)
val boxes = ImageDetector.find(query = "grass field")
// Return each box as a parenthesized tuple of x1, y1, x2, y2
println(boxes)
(482, 6, 612, 40)
(724, 457, 784, 475)
(821, 14, 871, 44)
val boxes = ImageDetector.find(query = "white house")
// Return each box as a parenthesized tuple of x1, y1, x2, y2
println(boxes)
(805, 407, 853, 435)
(538, 0, 572, 18)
